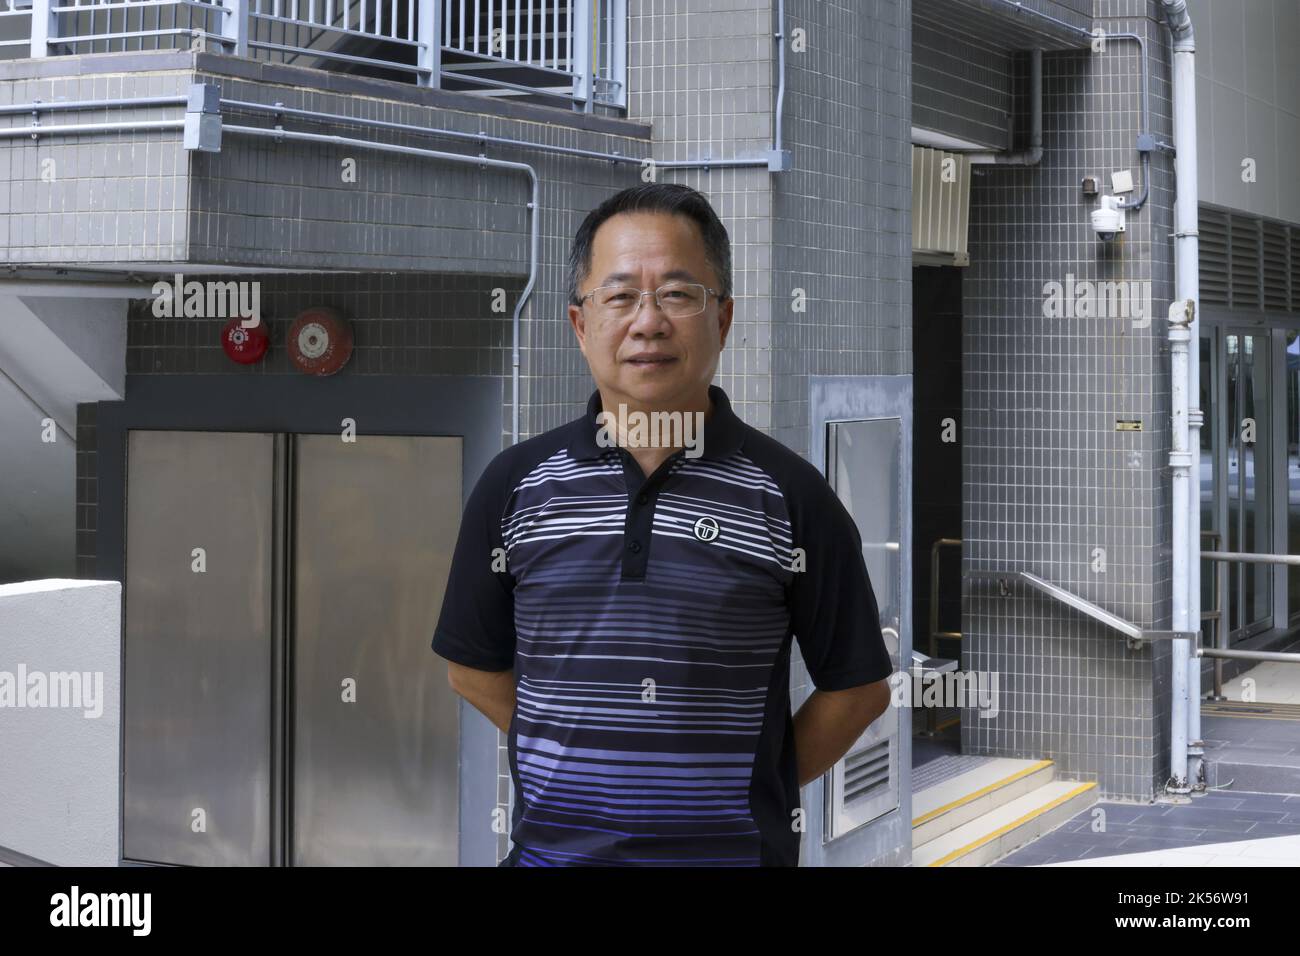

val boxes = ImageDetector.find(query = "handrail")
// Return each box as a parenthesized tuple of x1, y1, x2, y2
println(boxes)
(967, 569, 1197, 649)
(1200, 530, 1226, 699)
(1202, 550, 1300, 566)
(21, 0, 629, 108)
(928, 537, 962, 658)
(1198, 549, 1300, 666)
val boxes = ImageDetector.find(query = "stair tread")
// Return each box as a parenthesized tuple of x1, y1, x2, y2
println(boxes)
(913, 779, 1097, 866)
(913, 757, 1054, 824)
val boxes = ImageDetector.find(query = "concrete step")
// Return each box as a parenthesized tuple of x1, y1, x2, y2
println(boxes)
(912, 757, 1056, 847)
(913, 778, 1098, 867)
(1201, 704, 1300, 795)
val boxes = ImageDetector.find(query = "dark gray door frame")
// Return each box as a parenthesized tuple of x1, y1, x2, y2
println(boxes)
(97, 373, 505, 868)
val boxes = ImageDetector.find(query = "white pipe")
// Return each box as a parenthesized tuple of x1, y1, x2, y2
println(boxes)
(1168, 298, 1193, 794)
(1160, 0, 1201, 794)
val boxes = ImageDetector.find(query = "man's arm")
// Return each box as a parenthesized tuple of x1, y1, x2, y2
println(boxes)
(792, 679, 891, 787)
(446, 662, 517, 734)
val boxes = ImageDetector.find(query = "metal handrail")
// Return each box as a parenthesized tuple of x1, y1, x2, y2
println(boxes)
(1199, 549, 1300, 668)
(21, 0, 628, 108)
(967, 569, 1197, 649)
(1200, 530, 1226, 699)
(917, 537, 962, 739)
(928, 537, 962, 658)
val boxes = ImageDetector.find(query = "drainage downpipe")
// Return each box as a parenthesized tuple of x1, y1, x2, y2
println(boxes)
(968, 48, 1043, 166)
(220, 124, 540, 448)
(1168, 297, 1193, 797)
(1160, 0, 1201, 796)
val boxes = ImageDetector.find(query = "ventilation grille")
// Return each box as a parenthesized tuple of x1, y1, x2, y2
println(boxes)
(1292, 230, 1300, 313)
(1263, 221, 1289, 311)
(1200, 206, 1300, 313)
(843, 739, 891, 805)
(1230, 214, 1261, 308)
(912, 146, 971, 265)
(1199, 208, 1229, 305)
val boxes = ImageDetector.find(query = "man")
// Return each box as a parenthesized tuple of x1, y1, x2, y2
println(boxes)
(432, 182, 893, 867)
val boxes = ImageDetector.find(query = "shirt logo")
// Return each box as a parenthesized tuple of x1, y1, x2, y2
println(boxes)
(692, 517, 721, 542)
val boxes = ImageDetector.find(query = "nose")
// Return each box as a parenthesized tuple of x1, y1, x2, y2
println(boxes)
(627, 291, 671, 335)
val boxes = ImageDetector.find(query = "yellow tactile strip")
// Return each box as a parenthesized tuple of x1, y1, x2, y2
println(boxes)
(912, 759, 1055, 828)
(927, 781, 1098, 868)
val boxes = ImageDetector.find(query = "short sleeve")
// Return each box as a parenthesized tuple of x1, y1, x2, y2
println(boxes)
(787, 479, 893, 692)
(431, 460, 517, 672)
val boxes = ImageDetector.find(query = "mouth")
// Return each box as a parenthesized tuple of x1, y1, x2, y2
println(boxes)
(624, 354, 678, 368)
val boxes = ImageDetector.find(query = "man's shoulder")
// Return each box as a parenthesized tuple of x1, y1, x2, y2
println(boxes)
(733, 421, 834, 502)
(473, 414, 591, 497)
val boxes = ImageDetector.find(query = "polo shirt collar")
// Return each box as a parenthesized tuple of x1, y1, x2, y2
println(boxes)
(569, 384, 744, 462)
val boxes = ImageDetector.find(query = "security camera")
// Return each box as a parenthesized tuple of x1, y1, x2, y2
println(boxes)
(1090, 194, 1126, 241)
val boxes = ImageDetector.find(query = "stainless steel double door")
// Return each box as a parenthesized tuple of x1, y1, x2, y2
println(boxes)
(123, 431, 461, 866)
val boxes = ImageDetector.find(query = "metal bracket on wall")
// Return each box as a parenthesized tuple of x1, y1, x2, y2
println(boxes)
(966, 569, 1197, 650)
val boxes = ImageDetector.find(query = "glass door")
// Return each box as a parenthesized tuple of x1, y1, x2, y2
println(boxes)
(1224, 331, 1273, 639)
(1286, 332, 1300, 625)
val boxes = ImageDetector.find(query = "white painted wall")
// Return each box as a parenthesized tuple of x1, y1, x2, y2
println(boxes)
(0, 293, 128, 583)
(1187, 0, 1300, 224)
(0, 579, 121, 866)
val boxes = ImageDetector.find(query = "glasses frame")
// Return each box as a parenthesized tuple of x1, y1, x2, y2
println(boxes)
(578, 281, 725, 319)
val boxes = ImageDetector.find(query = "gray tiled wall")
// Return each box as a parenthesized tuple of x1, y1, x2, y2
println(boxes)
(0, 52, 650, 276)
(913, 19, 1013, 148)
(958, 0, 1177, 800)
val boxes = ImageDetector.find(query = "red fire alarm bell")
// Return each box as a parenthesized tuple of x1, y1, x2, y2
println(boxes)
(288, 307, 353, 376)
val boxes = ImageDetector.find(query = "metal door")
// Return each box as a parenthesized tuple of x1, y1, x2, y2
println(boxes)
(823, 418, 902, 841)
(123, 431, 276, 866)
(291, 435, 462, 865)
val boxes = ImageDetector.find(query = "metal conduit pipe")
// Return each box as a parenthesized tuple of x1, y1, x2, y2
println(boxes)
(0, 96, 189, 115)
(0, 120, 185, 139)
(220, 124, 542, 449)
(968, 48, 1042, 166)
(1158, 0, 1202, 796)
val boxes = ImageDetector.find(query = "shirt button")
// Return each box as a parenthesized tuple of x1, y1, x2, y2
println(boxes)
(628, 541, 642, 554)
(636, 493, 649, 505)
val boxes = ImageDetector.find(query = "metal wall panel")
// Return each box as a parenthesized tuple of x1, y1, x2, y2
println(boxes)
(291, 435, 462, 865)
(123, 430, 275, 866)
(823, 418, 902, 841)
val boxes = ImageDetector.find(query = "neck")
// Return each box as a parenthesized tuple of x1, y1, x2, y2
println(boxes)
(602, 386, 712, 423)
(596, 387, 713, 461)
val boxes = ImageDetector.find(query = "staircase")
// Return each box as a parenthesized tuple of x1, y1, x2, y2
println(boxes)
(912, 757, 1097, 866)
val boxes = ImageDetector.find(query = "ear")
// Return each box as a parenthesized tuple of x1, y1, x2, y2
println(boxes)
(568, 302, 588, 356)
(717, 296, 734, 349)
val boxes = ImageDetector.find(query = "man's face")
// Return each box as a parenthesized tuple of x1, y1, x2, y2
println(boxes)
(568, 210, 733, 411)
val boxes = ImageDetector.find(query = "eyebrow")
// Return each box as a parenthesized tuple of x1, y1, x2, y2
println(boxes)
(598, 268, 701, 286)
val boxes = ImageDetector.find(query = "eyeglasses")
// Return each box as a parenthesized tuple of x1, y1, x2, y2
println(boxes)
(579, 282, 723, 319)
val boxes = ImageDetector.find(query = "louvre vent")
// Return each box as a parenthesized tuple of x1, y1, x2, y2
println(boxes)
(912, 146, 971, 266)
(1262, 220, 1289, 311)
(1229, 214, 1261, 309)
(1201, 206, 1300, 315)
(1199, 208, 1230, 306)
(843, 739, 891, 804)
(1291, 230, 1300, 313)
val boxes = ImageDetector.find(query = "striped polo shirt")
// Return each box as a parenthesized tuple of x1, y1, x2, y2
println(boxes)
(432, 384, 892, 866)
